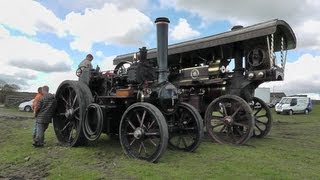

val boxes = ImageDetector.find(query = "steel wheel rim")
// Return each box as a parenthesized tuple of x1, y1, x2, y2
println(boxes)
(251, 97, 272, 138)
(54, 83, 82, 145)
(205, 95, 253, 145)
(168, 103, 202, 151)
(119, 104, 167, 162)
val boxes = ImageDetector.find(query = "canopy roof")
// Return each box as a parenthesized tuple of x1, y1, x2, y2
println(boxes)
(113, 19, 296, 65)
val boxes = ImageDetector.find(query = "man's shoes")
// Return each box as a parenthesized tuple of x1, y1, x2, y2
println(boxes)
(33, 142, 44, 148)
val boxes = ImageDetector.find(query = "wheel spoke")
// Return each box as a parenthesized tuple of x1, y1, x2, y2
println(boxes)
(147, 120, 155, 130)
(141, 141, 147, 154)
(74, 107, 80, 112)
(254, 108, 262, 116)
(212, 123, 224, 128)
(72, 95, 78, 107)
(129, 138, 136, 146)
(138, 142, 142, 155)
(219, 125, 227, 133)
(61, 95, 69, 105)
(233, 122, 249, 129)
(67, 88, 73, 105)
(127, 132, 134, 136)
(69, 122, 75, 142)
(61, 121, 71, 132)
(234, 126, 244, 136)
(220, 103, 228, 116)
(231, 107, 241, 118)
(140, 110, 146, 127)
(75, 115, 80, 121)
(145, 132, 160, 136)
(136, 113, 142, 125)
(149, 138, 157, 147)
(255, 124, 263, 131)
(256, 114, 267, 119)
(256, 119, 267, 125)
(127, 119, 136, 130)
(211, 116, 224, 121)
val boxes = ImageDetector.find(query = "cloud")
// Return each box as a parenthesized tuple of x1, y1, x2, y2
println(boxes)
(0, 33, 72, 73)
(0, 0, 65, 36)
(261, 54, 320, 94)
(64, 3, 153, 52)
(170, 18, 200, 41)
(0, 25, 73, 89)
(9, 59, 70, 73)
(95, 50, 104, 57)
(99, 55, 116, 70)
(0, 73, 34, 86)
(55, 0, 149, 12)
(1, 1, 154, 53)
(0, 25, 10, 38)
(160, 0, 320, 50)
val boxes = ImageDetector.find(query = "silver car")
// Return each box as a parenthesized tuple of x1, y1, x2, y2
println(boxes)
(18, 99, 34, 112)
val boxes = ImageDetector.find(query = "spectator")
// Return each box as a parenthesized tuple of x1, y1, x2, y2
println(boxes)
(32, 87, 43, 141)
(33, 86, 56, 147)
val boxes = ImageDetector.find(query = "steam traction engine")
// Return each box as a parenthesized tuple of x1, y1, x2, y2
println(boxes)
(53, 17, 203, 162)
(114, 19, 296, 145)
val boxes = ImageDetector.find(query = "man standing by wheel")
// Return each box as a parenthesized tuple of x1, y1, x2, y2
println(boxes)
(78, 54, 94, 84)
(32, 87, 43, 141)
(33, 85, 56, 147)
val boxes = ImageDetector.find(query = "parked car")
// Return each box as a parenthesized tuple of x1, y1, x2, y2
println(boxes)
(18, 99, 34, 112)
(275, 97, 312, 115)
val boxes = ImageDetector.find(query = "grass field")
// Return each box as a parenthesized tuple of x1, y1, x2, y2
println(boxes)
(0, 105, 319, 179)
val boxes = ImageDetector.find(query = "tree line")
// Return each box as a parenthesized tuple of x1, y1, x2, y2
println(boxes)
(0, 80, 20, 104)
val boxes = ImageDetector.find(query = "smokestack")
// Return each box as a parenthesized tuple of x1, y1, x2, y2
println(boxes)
(155, 17, 170, 83)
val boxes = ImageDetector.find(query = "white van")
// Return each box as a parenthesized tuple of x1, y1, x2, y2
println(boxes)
(275, 97, 312, 115)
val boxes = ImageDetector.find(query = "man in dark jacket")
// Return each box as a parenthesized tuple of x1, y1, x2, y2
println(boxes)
(34, 85, 56, 147)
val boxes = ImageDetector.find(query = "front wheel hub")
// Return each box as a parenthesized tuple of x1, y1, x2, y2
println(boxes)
(65, 108, 74, 119)
(133, 127, 144, 139)
(224, 116, 233, 125)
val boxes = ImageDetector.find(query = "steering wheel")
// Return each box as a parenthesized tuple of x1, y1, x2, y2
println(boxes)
(76, 66, 86, 77)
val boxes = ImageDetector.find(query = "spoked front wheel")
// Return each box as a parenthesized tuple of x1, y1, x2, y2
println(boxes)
(205, 95, 254, 145)
(119, 102, 168, 162)
(168, 102, 203, 152)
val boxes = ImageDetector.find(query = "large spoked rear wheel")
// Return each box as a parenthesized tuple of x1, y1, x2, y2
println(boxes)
(119, 102, 168, 163)
(205, 95, 254, 145)
(251, 97, 272, 138)
(53, 80, 91, 146)
(168, 102, 203, 152)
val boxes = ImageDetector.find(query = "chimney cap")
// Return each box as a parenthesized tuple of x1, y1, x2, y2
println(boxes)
(231, 25, 243, 31)
(155, 17, 170, 24)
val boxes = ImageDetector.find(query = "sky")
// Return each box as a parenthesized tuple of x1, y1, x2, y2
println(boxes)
(0, 0, 320, 99)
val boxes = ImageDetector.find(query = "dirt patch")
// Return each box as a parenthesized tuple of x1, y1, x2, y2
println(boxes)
(1, 160, 49, 179)
(0, 115, 30, 121)
(0, 160, 49, 180)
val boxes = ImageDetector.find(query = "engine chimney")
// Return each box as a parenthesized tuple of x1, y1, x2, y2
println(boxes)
(155, 17, 170, 83)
